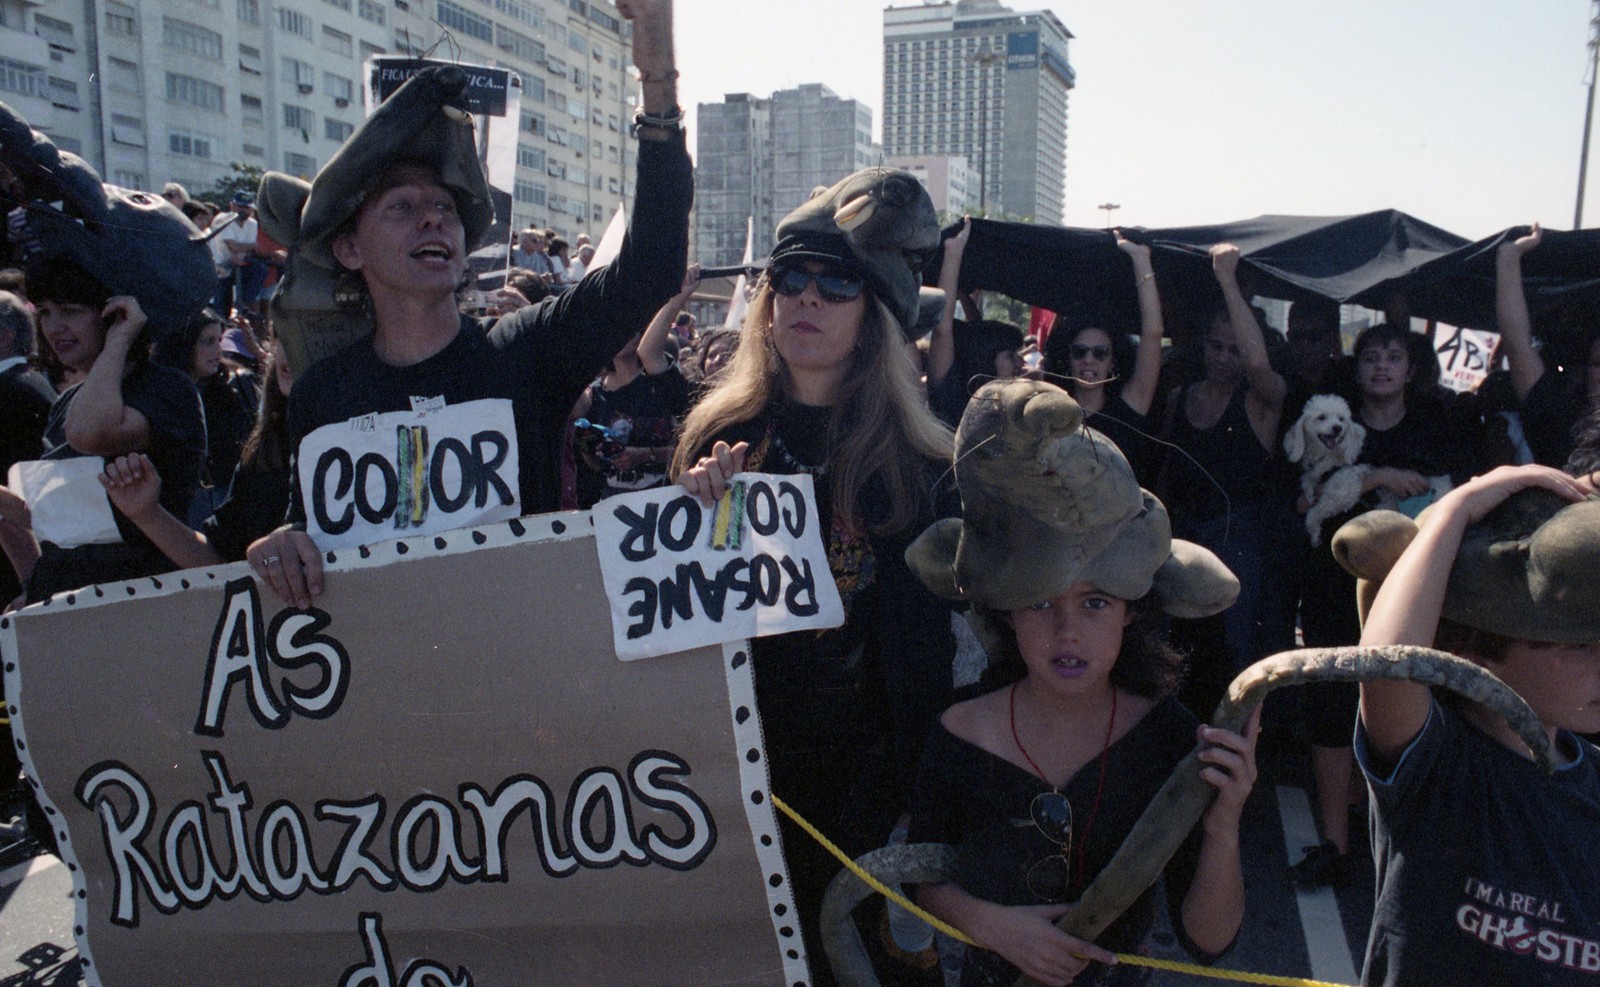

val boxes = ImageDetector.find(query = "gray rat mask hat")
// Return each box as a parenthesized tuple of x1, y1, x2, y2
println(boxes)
(1333, 489, 1600, 643)
(906, 379, 1239, 617)
(1, 99, 214, 337)
(296, 65, 494, 271)
(259, 65, 494, 373)
(770, 168, 940, 337)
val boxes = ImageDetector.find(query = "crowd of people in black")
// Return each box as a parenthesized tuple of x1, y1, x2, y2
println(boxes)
(3, 4, 1600, 983)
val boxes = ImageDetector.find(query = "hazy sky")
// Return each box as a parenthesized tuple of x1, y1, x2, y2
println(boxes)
(675, 0, 1597, 239)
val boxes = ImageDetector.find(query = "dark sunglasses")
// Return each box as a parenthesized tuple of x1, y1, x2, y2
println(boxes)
(1070, 344, 1111, 361)
(1023, 790, 1074, 902)
(768, 263, 864, 304)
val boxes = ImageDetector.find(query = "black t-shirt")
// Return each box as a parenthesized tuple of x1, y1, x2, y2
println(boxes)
(1521, 368, 1589, 469)
(199, 369, 261, 488)
(1299, 399, 1478, 648)
(1357, 699, 1600, 986)
(582, 359, 689, 499)
(41, 361, 207, 544)
(204, 465, 291, 562)
(0, 362, 56, 477)
(28, 360, 206, 600)
(284, 130, 693, 536)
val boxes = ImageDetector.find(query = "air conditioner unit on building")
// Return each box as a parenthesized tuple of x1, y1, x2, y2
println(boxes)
(297, 83, 313, 94)
(335, 97, 349, 108)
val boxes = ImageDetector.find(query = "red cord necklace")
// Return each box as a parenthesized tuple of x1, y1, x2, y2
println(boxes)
(1009, 681, 1117, 893)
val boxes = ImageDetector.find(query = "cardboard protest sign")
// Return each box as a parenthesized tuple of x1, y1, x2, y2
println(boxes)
(1434, 324, 1501, 393)
(296, 399, 521, 550)
(2, 513, 810, 986)
(592, 474, 846, 661)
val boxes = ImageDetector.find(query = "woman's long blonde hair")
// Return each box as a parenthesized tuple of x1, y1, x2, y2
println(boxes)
(672, 278, 953, 534)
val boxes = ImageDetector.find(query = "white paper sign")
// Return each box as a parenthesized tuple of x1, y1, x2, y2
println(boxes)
(1434, 324, 1501, 394)
(8, 458, 121, 548)
(592, 473, 846, 660)
(296, 399, 521, 550)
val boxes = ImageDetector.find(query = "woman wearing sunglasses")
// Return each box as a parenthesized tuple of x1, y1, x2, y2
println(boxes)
(905, 399, 1259, 987)
(676, 169, 957, 983)
(1041, 231, 1166, 486)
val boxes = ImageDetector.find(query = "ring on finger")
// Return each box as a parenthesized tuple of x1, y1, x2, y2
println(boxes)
(262, 555, 281, 566)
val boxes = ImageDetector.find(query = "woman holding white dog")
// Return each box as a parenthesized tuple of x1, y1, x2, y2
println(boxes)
(1288, 321, 1479, 887)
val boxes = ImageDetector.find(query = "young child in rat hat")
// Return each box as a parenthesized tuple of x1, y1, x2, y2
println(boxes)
(903, 378, 1259, 987)
(1334, 463, 1600, 986)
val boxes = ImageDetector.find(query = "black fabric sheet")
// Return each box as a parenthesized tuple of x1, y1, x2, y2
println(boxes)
(925, 214, 1600, 341)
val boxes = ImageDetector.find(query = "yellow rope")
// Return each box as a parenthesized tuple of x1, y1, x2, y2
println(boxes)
(770, 793, 1355, 987)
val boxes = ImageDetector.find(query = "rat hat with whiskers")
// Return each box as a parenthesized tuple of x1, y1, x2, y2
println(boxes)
(907, 379, 1238, 617)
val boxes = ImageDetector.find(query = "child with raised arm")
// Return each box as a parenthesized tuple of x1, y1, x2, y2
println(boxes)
(1345, 463, 1600, 986)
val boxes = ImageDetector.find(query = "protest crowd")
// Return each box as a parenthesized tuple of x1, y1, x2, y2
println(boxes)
(2, 2, 1599, 984)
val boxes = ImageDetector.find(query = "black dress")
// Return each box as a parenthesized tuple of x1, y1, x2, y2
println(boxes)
(908, 695, 1221, 986)
(696, 400, 957, 985)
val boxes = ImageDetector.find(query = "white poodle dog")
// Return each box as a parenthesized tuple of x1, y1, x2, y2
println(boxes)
(1284, 394, 1369, 546)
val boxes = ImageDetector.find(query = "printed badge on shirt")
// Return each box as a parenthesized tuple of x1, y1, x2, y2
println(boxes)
(296, 398, 520, 550)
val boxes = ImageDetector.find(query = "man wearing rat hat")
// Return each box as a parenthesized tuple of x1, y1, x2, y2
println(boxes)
(247, 0, 690, 608)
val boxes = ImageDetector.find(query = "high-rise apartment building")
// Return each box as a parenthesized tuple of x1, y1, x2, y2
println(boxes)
(0, 0, 639, 239)
(695, 84, 878, 267)
(883, 0, 1073, 224)
(695, 93, 773, 269)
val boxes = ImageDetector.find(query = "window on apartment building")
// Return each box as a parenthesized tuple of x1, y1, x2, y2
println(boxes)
(238, 0, 261, 22)
(277, 8, 313, 38)
(524, 75, 545, 102)
(521, 111, 546, 136)
(112, 170, 146, 189)
(241, 93, 264, 127)
(105, 3, 138, 37)
(283, 104, 314, 133)
(0, 59, 47, 100)
(323, 0, 352, 10)
(435, 1, 492, 42)
(497, 25, 543, 63)
(48, 77, 81, 110)
(514, 179, 546, 206)
(35, 15, 76, 50)
(498, 0, 544, 32)
(240, 44, 264, 75)
(517, 145, 545, 170)
(107, 58, 141, 93)
(285, 152, 317, 175)
(163, 18, 223, 59)
(169, 128, 215, 159)
(111, 113, 146, 146)
(325, 118, 353, 141)
(283, 58, 315, 89)
(322, 27, 353, 57)
(325, 72, 354, 105)
(358, 0, 385, 25)
(167, 73, 224, 112)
